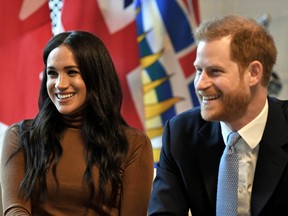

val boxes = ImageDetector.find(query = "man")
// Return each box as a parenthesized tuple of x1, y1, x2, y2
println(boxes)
(148, 15, 288, 216)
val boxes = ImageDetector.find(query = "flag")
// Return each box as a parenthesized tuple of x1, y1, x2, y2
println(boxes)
(135, 0, 200, 162)
(58, 1, 200, 163)
(59, 0, 144, 130)
(0, 0, 52, 135)
(0, 0, 200, 164)
(58, 0, 200, 162)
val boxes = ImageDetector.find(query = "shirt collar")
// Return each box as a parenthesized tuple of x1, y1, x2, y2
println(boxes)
(220, 99, 268, 149)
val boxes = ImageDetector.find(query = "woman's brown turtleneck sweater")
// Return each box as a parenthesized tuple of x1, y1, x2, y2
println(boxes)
(0, 115, 154, 216)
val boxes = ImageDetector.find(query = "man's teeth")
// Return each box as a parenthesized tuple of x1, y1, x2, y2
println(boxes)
(57, 93, 74, 99)
(203, 95, 219, 101)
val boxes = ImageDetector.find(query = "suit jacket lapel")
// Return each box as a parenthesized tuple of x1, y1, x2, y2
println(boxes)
(251, 99, 288, 215)
(197, 122, 224, 211)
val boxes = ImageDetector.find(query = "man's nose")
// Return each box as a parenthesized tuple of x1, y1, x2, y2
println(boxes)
(194, 70, 211, 90)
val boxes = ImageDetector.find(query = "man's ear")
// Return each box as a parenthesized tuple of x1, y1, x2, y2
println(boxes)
(248, 60, 263, 86)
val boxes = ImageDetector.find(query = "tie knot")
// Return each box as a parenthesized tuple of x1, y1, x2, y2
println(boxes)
(227, 132, 240, 147)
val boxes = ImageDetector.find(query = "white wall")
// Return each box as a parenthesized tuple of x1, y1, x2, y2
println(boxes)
(199, 0, 288, 100)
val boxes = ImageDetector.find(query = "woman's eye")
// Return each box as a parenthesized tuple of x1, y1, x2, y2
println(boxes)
(47, 70, 58, 77)
(68, 70, 80, 76)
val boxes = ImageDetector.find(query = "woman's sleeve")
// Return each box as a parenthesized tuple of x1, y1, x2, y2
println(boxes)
(0, 125, 31, 216)
(120, 129, 154, 216)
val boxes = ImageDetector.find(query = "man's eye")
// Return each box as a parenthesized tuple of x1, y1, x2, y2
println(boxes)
(195, 68, 202, 75)
(211, 69, 222, 74)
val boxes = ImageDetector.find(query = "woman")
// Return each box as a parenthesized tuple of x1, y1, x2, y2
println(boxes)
(1, 31, 154, 216)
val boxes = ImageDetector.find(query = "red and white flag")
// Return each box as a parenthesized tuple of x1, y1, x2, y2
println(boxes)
(59, 0, 144, 130)
(59, 0, 200, 162)
(0, 0, 200, 164)
(0, 0, 52, 140)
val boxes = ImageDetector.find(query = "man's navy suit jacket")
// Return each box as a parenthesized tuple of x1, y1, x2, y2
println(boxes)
(149, 97, 288, 216)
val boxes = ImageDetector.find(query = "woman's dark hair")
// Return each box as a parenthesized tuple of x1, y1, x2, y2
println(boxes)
(17, 31, 129, 208)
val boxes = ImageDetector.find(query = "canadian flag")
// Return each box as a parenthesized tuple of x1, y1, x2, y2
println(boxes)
(0, 0, 52, 142)
(59, 0, 200, 162)
(0, 0, 200, 163)
(59, 0, 144, 130)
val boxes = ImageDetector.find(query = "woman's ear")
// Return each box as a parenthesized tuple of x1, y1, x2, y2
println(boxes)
(248, 60, 263, 86)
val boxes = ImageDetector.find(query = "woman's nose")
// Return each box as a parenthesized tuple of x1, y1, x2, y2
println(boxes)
(55, 74, 69, 89)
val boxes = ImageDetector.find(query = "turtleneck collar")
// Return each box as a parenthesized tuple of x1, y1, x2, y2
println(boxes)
(61, 107, 85, 129)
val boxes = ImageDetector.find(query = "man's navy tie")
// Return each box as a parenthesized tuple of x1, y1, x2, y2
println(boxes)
(216, 132, 241, 216)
